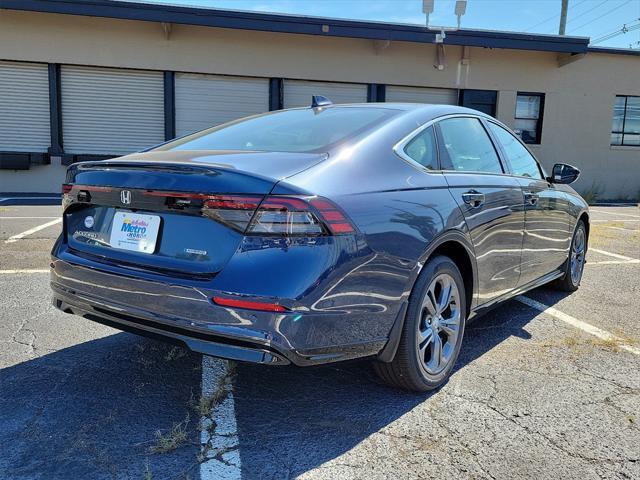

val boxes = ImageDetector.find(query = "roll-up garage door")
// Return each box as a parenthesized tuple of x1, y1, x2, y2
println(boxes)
(61, 66, 164, 155)
(0, 61, 50, 152)
(175, 73, 269, 137)
(283, 80, 367, 109)
(386, 86, 458, 105)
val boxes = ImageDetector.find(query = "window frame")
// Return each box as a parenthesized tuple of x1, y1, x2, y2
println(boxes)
(393, 113, 509, 176)
(611, 95, 640, 147)
(434, 115, 507, 175)
(514, 92, 545, 145)
(401, 124, 439, 171)
(484, 119, 546, 180)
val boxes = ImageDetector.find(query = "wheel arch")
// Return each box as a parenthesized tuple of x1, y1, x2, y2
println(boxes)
(377, 230, 477, 362)
(428, 240, 475, 318)
(578, 210, 590, 242)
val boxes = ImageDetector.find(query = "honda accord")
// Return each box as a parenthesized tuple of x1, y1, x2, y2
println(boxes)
(51, 98, 588, 391)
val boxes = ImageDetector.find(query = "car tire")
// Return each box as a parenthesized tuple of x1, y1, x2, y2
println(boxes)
(554, 220, 587, 292)
(374, 255, 467, 392)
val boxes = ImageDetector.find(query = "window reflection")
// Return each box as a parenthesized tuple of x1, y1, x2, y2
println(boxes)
(611, 95, 640, 146)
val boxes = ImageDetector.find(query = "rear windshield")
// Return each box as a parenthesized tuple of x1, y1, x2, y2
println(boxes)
(155, 107, 398, 153)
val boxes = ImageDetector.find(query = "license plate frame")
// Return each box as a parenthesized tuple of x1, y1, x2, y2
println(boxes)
(109, 211, 161, 254)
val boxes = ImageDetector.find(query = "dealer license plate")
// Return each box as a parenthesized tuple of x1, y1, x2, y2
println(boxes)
(109, 211, 161, 254)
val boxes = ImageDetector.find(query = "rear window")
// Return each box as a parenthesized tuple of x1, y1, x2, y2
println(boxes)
(155, 107, 397, 153)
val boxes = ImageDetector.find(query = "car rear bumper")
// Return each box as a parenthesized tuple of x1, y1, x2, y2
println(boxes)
(52, 285, 291, 364)
(50, 249, 391, 366)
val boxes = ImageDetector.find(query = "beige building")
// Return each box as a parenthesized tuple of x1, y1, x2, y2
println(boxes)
(1, 0, 639, 200)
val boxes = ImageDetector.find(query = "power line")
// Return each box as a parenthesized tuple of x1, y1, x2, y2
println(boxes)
(524, 0, 588, 31)
(591, 20, 640, 44)
(590, 15, 639, 40)
(568, 0, 633, 33)
(565, 0, 608, 25)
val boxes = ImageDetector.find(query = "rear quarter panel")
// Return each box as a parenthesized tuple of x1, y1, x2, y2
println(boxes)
(279, 111, 475, 327)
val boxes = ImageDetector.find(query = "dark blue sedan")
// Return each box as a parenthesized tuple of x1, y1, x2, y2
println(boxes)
(51, 99, 589, 391)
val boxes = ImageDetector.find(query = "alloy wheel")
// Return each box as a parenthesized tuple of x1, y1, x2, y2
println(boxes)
(416, 273, 461, 375)
(570, 226, 586, 285)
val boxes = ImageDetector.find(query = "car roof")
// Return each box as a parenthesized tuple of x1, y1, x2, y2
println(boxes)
(295, 102, 490, 121)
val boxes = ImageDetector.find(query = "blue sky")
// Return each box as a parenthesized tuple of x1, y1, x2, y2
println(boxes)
(128, 0, 640, 48)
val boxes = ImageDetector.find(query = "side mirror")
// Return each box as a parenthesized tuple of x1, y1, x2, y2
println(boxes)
(548, 163, 580, 184)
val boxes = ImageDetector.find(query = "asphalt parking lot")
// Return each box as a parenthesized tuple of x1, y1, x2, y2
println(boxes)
(1, 200, 638, 480)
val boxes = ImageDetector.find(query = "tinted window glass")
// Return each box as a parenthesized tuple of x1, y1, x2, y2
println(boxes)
(488, 122, 542, 179)
(437, 117, 503, 174)
(156, 107, 397, 153)
(403, 126, 438, 170)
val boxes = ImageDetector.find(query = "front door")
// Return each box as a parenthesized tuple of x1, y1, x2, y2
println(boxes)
(484, 121, 573, 286)
(516, 178, 574, 285)
(436, 116, 525, 306)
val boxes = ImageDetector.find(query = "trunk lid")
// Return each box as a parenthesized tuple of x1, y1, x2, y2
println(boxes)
(63, 150, 325, 276)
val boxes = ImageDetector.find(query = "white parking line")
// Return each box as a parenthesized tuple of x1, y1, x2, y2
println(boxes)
(516, 296, 640, 355)
(0, 216, 59, 220)
(590, 209, 640, 219)
(0, 269, 49, 274)
(589, 248, 638, 262)
(592, 219, 640, 223)
(587, 260, 640, 265)
(4, 218, 62, 244)
(0, 196, 60, 202)
(200, 356, 241, 480)
(604, 226, 638, 232)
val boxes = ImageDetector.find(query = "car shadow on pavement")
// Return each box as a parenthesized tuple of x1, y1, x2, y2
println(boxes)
(0, 333, 200, 480)
(233, 298, 553, 479)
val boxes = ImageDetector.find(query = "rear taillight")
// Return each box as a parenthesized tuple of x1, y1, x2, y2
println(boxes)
(256, 196, 355, 236)
(202, 194, 350, 235)
(245, 196, 353, 235)
(202, 194, 355, 236)
(202, 195, 264, 232)
(248, 197, 323, 235)
(62, 184, 73, 194)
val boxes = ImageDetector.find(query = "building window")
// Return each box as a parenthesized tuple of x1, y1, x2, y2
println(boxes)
(611, 95, 639, 146)
(459, 89, 498, 117)
(514, 92, 544, 144)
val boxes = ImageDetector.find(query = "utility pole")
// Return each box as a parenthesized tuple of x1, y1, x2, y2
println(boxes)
(559, 0, 568, 35)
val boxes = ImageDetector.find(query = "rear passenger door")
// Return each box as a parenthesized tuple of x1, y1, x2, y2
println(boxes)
(486, 121, 574, 286)
(436, 116, 525, 305)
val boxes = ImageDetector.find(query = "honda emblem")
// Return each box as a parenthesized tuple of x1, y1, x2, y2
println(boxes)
(120, 190, 132, 205)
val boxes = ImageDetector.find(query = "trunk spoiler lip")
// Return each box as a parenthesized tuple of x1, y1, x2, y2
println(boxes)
(71, 151, 329, 183)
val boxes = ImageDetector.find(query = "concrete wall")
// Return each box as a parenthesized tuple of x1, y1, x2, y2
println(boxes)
(1, 10, 639, 199)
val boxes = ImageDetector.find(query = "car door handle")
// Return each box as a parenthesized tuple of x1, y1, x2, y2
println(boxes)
(523, 191, 539, 205)
(461, 191, 485, 208)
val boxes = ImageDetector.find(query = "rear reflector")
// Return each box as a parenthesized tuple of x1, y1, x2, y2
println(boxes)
(212, 296, 288, 312)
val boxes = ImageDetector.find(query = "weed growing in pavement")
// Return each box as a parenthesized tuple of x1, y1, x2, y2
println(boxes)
(193, 362, 237, 418)
(149, 415, 190, 454)
(540, 332, 638, 353)
(580, 182, 603, 205)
